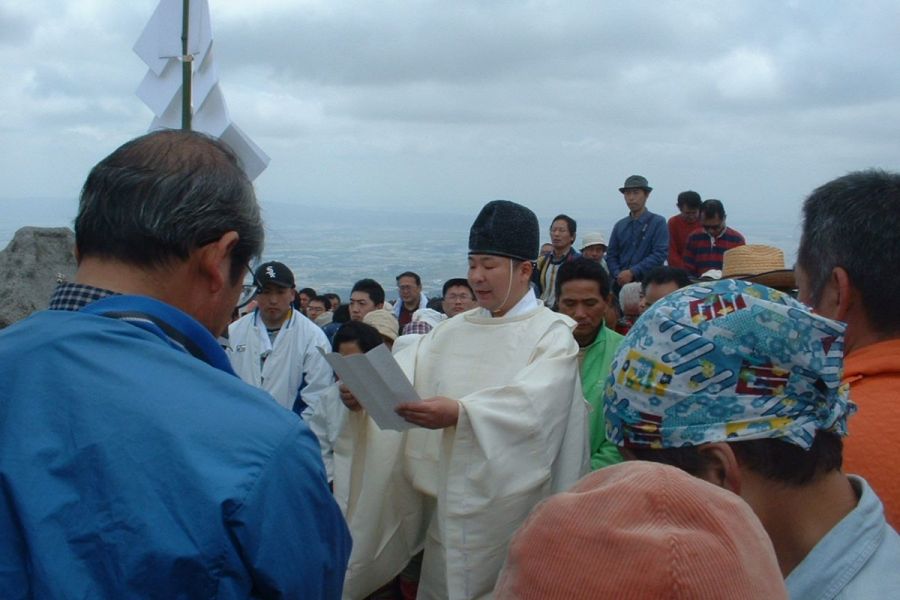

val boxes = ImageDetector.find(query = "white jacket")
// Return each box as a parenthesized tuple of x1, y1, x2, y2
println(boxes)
(228, 309, 333, 415)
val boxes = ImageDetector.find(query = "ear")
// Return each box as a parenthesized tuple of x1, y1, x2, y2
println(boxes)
(519, 259, 534, 279)
(197, 231, 240, 293)
(815, 266, 853, 321)
(696, 443, 742, 495)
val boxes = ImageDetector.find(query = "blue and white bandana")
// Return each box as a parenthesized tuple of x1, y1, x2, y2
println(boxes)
(604, 279, 854, 450)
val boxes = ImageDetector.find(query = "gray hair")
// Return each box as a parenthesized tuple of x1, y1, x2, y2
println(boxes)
(798, 169, 900, 333)
(619, 281, 643, 313)
(75, 129, 264, 282)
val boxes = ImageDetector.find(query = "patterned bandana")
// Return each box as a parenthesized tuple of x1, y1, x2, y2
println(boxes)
(604, 279, 854, 450)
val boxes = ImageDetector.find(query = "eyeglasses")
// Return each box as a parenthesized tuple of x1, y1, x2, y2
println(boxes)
(236, 263, 261, 309)
(445, 293, 474, 302)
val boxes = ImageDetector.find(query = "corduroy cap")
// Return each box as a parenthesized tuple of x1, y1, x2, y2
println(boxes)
(619, 175, 652, 193)
(363, 308, 400, 342)
(494, 461, 788, 600)
(468, 200, 539, 261)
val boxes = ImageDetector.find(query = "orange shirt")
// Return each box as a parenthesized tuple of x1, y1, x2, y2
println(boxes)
(842, 338, 900, 528)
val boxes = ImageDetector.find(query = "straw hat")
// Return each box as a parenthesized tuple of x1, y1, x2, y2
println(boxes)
(721, 245, 795, 290)
(580, 231, 607, 250)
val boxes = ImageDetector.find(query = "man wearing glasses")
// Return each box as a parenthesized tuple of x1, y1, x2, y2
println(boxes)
(682, 199, 746, 278)
(0, 130, 350, 597)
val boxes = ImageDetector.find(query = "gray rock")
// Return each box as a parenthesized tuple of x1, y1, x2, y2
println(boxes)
(0, 227, 77, 329)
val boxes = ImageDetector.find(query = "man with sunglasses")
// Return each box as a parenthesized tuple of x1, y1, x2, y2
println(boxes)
(682, 199, 746, 278)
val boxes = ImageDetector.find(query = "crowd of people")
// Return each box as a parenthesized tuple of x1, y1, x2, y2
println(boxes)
(1, 129, 898, 599)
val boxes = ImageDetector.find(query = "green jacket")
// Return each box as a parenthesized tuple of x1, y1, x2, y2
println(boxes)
(579, 325, 625, 470)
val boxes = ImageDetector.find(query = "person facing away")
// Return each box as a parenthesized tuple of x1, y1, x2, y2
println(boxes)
(555, 257, 624, 470)
(795, 168, 900, 528)
(605, 175, 669, 291)
(532, 213, 580, 308)
(639, 265, 691, 312)
(682, 198, 746, 277)
(393, 271, 428, 329)
(334, 199, 589, 600)
(604, 279, 900, 599)
(228, 260, 335, 418)
(494, 461, 788, 600)
(0, 129, 350, 599)
(667, 189, 702, 269)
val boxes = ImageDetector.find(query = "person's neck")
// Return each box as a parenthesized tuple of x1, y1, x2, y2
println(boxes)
(746, 471, 858, 576)
(552, 246, 570, 260)
(403, 298, 419, 311)
(630, 207, 646, 219)
(75, 257, 177, 303)
(260, 311, 289, 331)
(491, 287, 529, 318)
(575, 326, 601, 348)
(843, 316, 893, 355)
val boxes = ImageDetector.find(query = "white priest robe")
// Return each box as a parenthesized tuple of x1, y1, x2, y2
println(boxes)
(334, 299, 590, 600)
(227, 308, 333, 414)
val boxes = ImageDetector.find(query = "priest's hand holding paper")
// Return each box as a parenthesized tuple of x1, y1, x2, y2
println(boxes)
(339, 382, 362, 412)
(396, 396, 459, 429)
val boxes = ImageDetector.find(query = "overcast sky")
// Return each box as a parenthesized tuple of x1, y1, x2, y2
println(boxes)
(1, 0, 898, 227)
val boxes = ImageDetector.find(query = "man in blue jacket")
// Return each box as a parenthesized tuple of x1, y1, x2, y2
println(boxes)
(605, 175, 669, 292)
(0, 130, 351, 599)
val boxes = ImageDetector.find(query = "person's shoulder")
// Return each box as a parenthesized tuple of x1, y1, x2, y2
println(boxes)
(646, 210, 666, 225)
(726, 227, 746, 242)
(228, 311, 255, 336)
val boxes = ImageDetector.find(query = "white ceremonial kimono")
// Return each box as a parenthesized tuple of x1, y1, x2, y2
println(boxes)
(334, 293, 590, 600)
(305, 382, 348, 482)
(228, 309, 333, 415)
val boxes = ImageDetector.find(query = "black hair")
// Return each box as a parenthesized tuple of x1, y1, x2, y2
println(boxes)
(677, 190, 702, 210)
(442, 277, 475, 299)
(76, 129, 263, 283)
(551, 214, 577, 237)
(798, 169, 900, 334)
(555, 257, 611, 300)
(298, 287, 317, 298)
(332, 320, 384, 353)
(351, 278, 386, 305)
(641, 266, 691, 292)
(322, 293, 341, 308)
(396, 271, 422, 287)
(700, 199, 726, 220)
(307, 295, 329, 309)
(628, 430, 843, 487)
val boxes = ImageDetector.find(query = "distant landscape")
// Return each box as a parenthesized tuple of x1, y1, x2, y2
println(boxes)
(1, 197, 801, 302)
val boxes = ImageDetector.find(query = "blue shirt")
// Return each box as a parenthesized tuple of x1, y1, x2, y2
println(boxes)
(0, 294, 351, 599)
(785, 475, 900, 599)
(605, 209, 668, 280)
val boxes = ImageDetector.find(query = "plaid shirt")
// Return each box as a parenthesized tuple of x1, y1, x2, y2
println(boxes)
(48, 282, 118, 312)
(401, 320, 433, 335)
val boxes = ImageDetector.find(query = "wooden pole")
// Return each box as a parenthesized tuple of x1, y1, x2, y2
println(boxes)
(181, 0, 192, 130)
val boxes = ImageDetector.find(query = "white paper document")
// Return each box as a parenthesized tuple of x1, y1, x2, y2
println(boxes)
(319, 345, 421, 431)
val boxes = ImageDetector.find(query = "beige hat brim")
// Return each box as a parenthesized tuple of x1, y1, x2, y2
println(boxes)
(731, 269, 796, 290)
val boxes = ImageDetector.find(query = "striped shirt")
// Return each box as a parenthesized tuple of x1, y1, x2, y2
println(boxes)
(683, 227, 746, 277)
